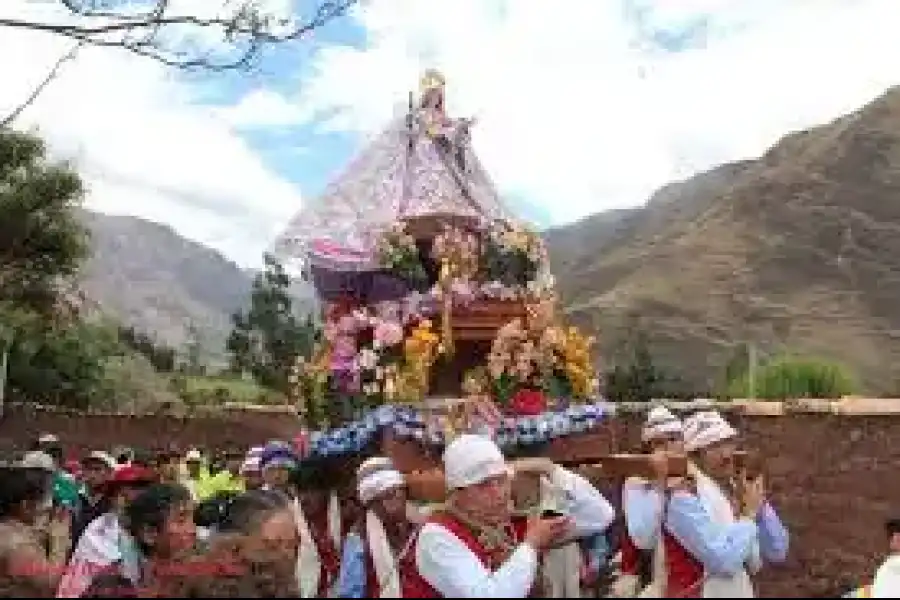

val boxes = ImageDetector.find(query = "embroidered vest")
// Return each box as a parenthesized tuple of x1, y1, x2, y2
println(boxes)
(618, 528, 704, 598)
(361, 528, 420, 598)
(309, 516, 341, 597)
(405, 513, 535, 598)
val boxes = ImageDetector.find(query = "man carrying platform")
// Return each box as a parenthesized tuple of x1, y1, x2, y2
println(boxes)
(408, 434, 615, 598)
(337, 456, 418, 598)
(292, 457, 345, 598)
(619, 410, 789, 598)
(614, 405, 686, 597)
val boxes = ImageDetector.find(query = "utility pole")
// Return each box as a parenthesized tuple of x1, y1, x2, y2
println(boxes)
(0, 347, 7, 418)
(0, 327, 11, 420)
(748, 343, 758, 401)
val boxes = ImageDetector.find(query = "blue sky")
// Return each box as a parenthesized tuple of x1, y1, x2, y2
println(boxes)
(2, 0, 899, 267)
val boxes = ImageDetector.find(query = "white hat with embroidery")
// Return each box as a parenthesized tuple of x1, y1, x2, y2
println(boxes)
(682, 410, 737, 453)
(642, 405, 684, 442)
(20, 451, 55, 471)
(443, 434, 508, 491)
(356, 456, 405, 505)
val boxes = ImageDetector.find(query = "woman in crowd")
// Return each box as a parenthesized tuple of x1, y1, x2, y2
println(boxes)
(82, 483, 196, 597)
(58, 465, 158, 597)
(0, 465, 67, 597)
(164, 489, 300, 598)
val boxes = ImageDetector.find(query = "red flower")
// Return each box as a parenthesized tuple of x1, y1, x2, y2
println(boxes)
(510, 388, 547, 416)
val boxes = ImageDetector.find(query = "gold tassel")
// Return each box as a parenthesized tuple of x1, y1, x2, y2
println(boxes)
(440, 258, 454, 357)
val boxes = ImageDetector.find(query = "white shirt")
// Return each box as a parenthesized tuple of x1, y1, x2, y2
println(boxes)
(57, 513, 138, 598)
(872, 554, 900, 598)
(415, 466, 615, 598)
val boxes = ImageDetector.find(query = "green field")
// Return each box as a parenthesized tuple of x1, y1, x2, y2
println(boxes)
(180, 374, 287, 405)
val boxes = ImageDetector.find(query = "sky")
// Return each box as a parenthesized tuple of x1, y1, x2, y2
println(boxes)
(1, 0, 899, 268)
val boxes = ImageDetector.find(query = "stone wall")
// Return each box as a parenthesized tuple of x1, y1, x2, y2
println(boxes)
(0, 401, 897, 597)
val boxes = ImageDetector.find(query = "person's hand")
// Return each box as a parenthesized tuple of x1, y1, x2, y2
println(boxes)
(524, 515, 572, 552)
(649, 450, 669, 484)
(47, 508, 71, 562)
(740, 475, 765, 519)
(513, 457, 555, 476)
(667, 476, 696, 496)
(48, 508, 70, 536)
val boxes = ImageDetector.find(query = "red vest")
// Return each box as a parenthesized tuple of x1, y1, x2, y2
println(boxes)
(361, 528, 420, 598)
(404, 513, 533, 598)
(618, 529, 643, 576)
(308, 515, 341, 598)
(618, 529, 703, 598)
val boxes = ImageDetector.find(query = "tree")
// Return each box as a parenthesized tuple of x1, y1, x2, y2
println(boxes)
(1, 43, 84, 129)
(184, 322, 205, 376)
(116, 324, 176, 372)
(604, 318, 663, 403)
(6, 318, 121, 409)
(226, 253, 317, 394)
(1, 1, 359, 127)
(0, 0, 358, 70)
(0, 129, 89, 315)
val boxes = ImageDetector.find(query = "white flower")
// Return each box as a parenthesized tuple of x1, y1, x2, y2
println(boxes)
(358, 348, 379, 370)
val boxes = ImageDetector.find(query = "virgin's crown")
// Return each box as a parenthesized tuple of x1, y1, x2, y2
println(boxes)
(419, 68, 446, 93)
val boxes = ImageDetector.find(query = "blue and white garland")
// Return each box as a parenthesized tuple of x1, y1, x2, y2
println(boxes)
(305, 401, 616, 458)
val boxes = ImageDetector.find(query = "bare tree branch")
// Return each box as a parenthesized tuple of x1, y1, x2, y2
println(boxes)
(0, 0, 360, 71)
(1, 42, 84, 128)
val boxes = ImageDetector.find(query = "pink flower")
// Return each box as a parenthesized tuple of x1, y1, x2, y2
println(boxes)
(450, 280, 476, 305)
(337, 314, 357, 334)
(331, 335, 357, 366)
(373, 321, 404, 347)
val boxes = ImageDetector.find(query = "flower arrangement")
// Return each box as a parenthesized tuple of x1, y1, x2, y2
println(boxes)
(376, 222, 428, 289)
(395, 319, 442, 400)
(320, 298, 442, 407)
(558, 327, 597, 398)
(483, 301, 598, 414)
(432, 225, 480, 283)
(480, 220, 546, 289)
(292, 342, 332, 427)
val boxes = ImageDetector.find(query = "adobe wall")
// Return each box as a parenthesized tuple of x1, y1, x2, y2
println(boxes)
(0, 401, 897, 597)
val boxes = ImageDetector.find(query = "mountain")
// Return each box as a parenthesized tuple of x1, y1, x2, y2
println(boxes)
(546, 87, 900, 394)
(78, 211, 254, 361)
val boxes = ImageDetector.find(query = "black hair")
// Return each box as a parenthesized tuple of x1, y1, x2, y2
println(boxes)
(124, 483, 192, 554)
(290, 457, 350, 491)
(218, 489, 291, 535)
(887, 518, 900, 537)
(131, 448, 157, 468)
(39, 443, 63, 464)
(194, 490, 241, 528)
(0, 467, 53, 519)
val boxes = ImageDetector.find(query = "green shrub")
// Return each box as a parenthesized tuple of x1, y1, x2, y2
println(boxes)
(727, 355, 857, 400)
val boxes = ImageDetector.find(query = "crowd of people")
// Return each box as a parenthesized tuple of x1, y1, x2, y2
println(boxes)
(0, 408, 895, 598)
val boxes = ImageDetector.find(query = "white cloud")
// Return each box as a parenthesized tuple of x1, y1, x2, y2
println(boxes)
(295, 0, 900, 224)
(0, 0, 303, 268)
(217, 88, 306, 128)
